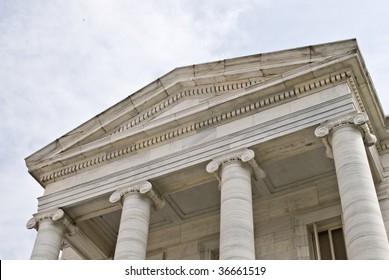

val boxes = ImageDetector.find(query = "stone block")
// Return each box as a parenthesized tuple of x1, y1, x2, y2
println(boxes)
(180, 214, 220, 242)
(256, 243, 275, 256)
(273, 239, 294, 253)
(294, 204, 342, 225)
(256, 253, 276, 260)
(146, 252, 164, 260)
(254, 215, 292, 237)
(165, 241, 199, 260)
(255, 233, 274, 247)
(147, 225, 181, 251)
(294, 225, 304, 235)
(268, 187, 319, 218)
(294, 235, 309, 247)
(182, 253, 201, 260)
(275, 249, 298, 260)
(296, 246, 311, 258)
(274, 228, 295, 242)
(316, 179, 340, 205)
(253, 199, 270, 221)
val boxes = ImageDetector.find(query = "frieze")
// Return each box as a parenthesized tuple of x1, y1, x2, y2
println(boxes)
(40, 71, 351, 183)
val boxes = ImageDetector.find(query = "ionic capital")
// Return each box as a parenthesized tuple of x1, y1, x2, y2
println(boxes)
(109, 181, 165, 211)
(26, 209, 77, 236)
(315, 112, 377, 158)
(206, 148, 266, 188)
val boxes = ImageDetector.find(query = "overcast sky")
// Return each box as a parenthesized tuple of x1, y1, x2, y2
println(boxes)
(1, 0, 388, 259)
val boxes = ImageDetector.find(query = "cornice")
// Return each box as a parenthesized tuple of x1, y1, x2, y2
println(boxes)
(39, 71, 351, 184)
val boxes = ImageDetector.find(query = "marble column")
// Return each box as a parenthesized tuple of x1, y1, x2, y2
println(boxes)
(207, 149, 265, 260)
(109, 181, 164, 260)
(315, 112, 389, 259)
(27, 209, 77, 260)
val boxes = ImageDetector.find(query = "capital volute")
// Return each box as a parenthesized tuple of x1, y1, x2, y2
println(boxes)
(109, 181, 165, 211)
(206, 148, 266, 189)
(26, 209, 77, 235)
(315, 112, 377, 158)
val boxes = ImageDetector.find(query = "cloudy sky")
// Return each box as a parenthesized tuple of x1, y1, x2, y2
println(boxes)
(1, 0, 388, 259)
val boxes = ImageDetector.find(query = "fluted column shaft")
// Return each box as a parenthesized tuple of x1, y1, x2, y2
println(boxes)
(316, 113, 389, 259)
(110, 181, 164, 260)
(207, 149, 263, 260)
(27, 209, 76, 260)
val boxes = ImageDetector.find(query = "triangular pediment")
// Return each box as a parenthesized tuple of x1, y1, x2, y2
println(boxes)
(27, 39, 371, 179)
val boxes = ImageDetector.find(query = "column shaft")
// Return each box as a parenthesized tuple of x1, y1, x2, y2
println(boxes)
(219, 161, 255, 260)
(30, 219, 65, 260)
(114, 193, 152, 260)
(331, 125, 389, 259)
(110, 182, 164, 260)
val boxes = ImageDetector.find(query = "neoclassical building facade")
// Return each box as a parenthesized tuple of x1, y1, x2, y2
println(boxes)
(25, 39, 389, 260)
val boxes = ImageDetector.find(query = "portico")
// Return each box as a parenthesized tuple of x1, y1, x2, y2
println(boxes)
(315, 113, 389, 259)
(25, 39, 389, 260)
